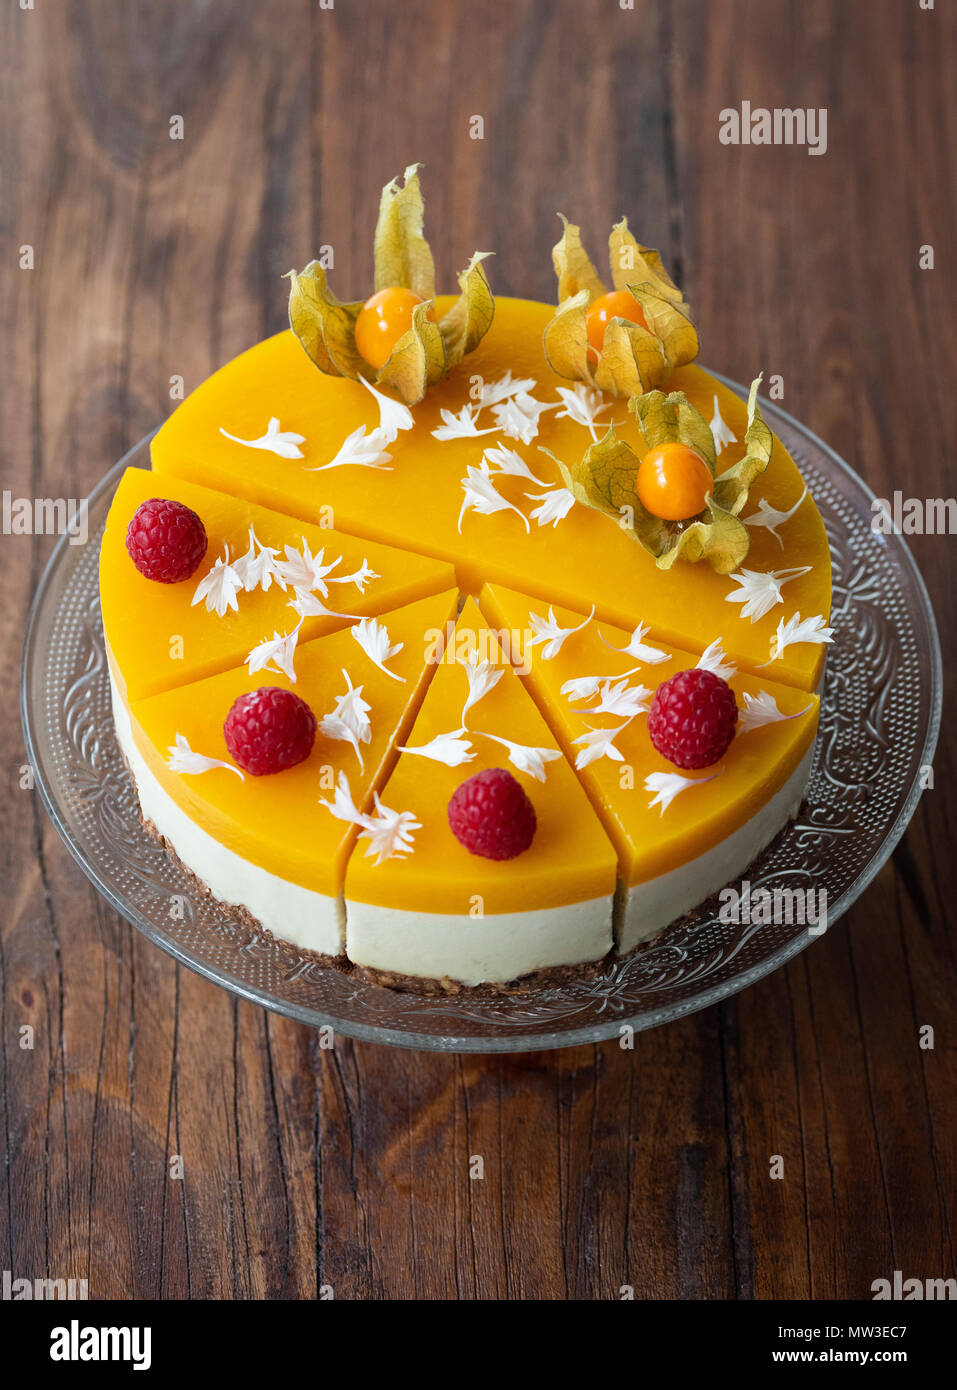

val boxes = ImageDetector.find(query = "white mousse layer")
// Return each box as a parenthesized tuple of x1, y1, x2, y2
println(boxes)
(620, 742, 816, 953)
(110, 671, 344, 957)
(346, 896, 615, 988)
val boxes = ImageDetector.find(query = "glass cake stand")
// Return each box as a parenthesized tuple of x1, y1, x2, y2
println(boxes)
(20, 375, 942, 1052)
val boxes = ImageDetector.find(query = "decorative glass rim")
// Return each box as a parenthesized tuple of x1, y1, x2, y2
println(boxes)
(20, 373, 942, 1052)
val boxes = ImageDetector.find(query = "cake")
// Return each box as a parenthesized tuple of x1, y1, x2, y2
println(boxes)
(99, 166, 832, 992)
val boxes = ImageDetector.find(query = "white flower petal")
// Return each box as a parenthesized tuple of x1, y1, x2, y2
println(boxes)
(762, 611, 835, 665)
(553, 384, 612, 440)
(742, 487, 808, 547)
(219, 418, 306, 460)
(351, 616, 405, 681)
(709, 395, 737, 456)
(398, 731, 474, 767)
(191, 544, 243, 618)
(305, 424, 395, 471)
(431, 405, 498, 441)
(457, 460, 530, 533)
(526, 487, 575, 528)
(725, 566, 811, 624)
(479, 731, 561, 782)
(696, 638, 737, 682)
(358, 375, 414, 434)
(245, 621, 303, 682)
(459, 651, 504, 724)
(737, 690, 814, 735)
(166, 733, 243, 779)
(599, 622, 670, 665)
(527, 605, 594, 660)
(645, 767, 723, 815)
(318, 670, 372, 770)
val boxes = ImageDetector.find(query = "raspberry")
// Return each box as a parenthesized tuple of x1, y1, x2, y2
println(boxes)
(223, 687, 317, 776)
(125, 498, 207, 583)
(447, 767, 536, 860)
(647, 667, 738, 769)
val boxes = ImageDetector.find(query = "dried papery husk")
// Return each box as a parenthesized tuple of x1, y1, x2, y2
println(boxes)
(287, 165, 495, 405)
(540, 378, 771, 574)
(544, 214, 699, 395)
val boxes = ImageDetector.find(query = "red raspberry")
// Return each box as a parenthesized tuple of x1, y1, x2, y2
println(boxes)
(223, 687, 317, 776)
(647, 667, 738, 769)
(447, 767, 536, 860)
(125, 498, 207, 583)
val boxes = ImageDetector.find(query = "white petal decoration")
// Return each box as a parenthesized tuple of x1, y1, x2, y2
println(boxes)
(319, 772, 420, 864)
(328, 558, 380, 593)
(431, 405, 498, 441)
(565, 666, 653, 707)
(572, 721, 633, 770)
(762, 612, 835, 665)
(318, 670, 372, 770)
(561, 674, 606, 703)
(460, 651, 504, 723)
(318, 769, 366, 826)
(219, 417, 306, 460)
(527, 605, 594, 660)
(491, 391, 558, 445)
(599, 621, 670, 665)
(167, 733, 244, 779)
(277, 539, 342, 595)
(232, 526, 287, 594)
(697, 638, 737, 682)
(191, 544, 243, 618)
(742, 487, 808, 547)
(245, 622, 303, 682)
(351, 615, 405, 681)
(477, 371, 537, 410)
(398, 730, 475, 767)
(479, 731, 562, 783)
(709, 395, 737, 456)
(358, 793, 421, 865)
(526, 487, 575, 528)
(305, 424, 395, 471)
(457, 460, 530, 533)
(737, 690, 814, 735)
(358, 375, 414, 434)
(645, 767, 723, 815)
(484, 443, 543, 484)
(287, 588, 361, 621)
(588, 677, 653, 718)
(725, 566, 812, 624)
(553, 384, 612, 440)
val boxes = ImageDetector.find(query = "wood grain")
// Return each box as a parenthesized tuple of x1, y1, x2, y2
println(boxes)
(1, 0, 953, 1300)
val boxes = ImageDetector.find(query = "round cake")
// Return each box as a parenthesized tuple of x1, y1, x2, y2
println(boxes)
(99, 171, 831, 992)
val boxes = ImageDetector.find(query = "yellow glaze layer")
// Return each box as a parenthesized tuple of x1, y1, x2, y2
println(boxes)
(150, 298, 831, 691)
(100, 467, 455, 702)
(344, 599, 618, 915)
(481, 584, 820, 887)
(125, 589, 459, 896)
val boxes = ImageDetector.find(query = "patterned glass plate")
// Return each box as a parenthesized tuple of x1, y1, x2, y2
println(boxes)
(21, 376, 941, 1052)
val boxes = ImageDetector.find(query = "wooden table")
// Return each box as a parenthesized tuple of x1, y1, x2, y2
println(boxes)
(2, 0, 953, 1300)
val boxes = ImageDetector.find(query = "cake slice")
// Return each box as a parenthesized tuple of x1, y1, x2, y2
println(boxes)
(342, 598, 618, 989)
(113, 588, 459, 956)
(149, 298, 831, 690)
(100, 466, 455, 701)
(481, 584, 820, 953)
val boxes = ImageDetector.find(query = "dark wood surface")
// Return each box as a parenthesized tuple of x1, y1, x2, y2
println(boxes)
(2, 0, 954, 1300)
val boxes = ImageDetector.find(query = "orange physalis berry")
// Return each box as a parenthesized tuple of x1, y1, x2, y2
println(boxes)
(585, 289, 648, 362)
(636, 442, 714, 522)
(355, 286, 436, 370)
